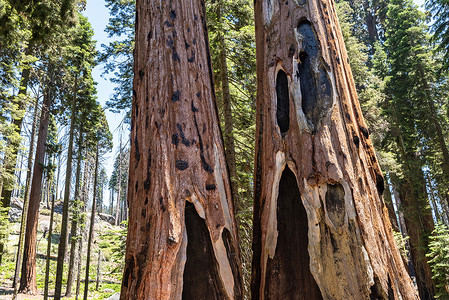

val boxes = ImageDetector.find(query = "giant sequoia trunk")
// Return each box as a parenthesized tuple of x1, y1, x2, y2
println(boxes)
(251, 0, 418, 299)
(19, 89, 52, 295)
(120, 0, 243, 298)
(12, 96, 40, 295)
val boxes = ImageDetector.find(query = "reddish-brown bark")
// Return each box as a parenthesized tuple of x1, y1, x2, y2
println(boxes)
(120, 0, 243, 298)
(251, 0, 418, 299)
(19, 90, 52, 295)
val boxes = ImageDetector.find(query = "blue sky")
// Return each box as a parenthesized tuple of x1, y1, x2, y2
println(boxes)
(84, 0, 126, 199)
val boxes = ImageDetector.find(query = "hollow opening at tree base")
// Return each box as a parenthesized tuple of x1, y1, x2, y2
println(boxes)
(182, 202, 226, 300)
(264, 167, 323, 300)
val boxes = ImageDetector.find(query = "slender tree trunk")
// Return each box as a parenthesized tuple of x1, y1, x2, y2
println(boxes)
(55, 153, 61, 201)
(393, 115, 435, 299)
(384, 173, 400, 231)
(75, 183, 86, 300)
(251, 0, 417, 299)
(54, 75, 78, 299)
(66, 132, 84, 297)
(444, 194, 449, 225)
(217, 8, 240, 213)
(95, 249, 101, 291)
(115, 137, 122, 226)
(425, 172, 441, 222)
(75, 226, 83, 300)
(44, 181, 56, 300)
(363, 0, 379, 45)
(110, 189, 114, 216)
(83, 146, 99, 300)
(14, 149, 25, 199)
(398, 178, 435, 300)
(12, 96, 40, 295)
(18, 87, 53, 294)
(417, 65, 449, 224)
(120, 0, 243, 298)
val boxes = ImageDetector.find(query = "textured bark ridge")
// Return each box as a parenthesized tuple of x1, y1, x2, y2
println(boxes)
(251, 0, 418, 299)
(120, 0, 242, 299)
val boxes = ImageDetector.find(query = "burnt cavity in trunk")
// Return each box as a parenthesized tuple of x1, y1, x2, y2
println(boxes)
(325, 183, 346, 228)
(297, 21, 333, 133)
(264, 167, 323, 299)
(276, 70, 290, 135)
(182, 202, 226, 299)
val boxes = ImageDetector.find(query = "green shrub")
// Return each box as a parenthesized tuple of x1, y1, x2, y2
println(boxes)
(0, 207, 10, 255)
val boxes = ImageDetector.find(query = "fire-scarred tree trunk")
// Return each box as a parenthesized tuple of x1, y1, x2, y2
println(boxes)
(120, 0, 243, 298)
(251, 0, 418, 299)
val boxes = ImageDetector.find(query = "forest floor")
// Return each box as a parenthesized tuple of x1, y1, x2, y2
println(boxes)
(0, 204, 125, 300)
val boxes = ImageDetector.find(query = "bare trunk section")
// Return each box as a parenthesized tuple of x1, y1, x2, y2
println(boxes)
(115, 137, 122, 226)
(383, 174, 399, 232)
(217, 12, 240, 212)
(75, 229, 83, 300)
(251, 0, 417, 299)
(44, 178, 56, 300)
(75, 187, 87, 300)
(392, 112, 436, 299)
(120, 0, 243, 298)
(397, 178, 435, 300)
(425, 172, 441, 222)
(12, 96, 40, 296)
(96, 249, 101, 291)
(83, 146, 99, 300)
(19, 88, 53, 295)
(66, 132, 84, 297)
(362, 0, 379, 45)
(54, 75, 78, 299)
(110, 189, 114, 216)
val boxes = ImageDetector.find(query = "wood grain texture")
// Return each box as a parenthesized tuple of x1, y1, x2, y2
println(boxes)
(251, 0, 419, 299)
(120, 0, 242, 298)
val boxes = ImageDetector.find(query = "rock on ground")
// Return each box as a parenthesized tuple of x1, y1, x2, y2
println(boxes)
(105, 292, 120, 300)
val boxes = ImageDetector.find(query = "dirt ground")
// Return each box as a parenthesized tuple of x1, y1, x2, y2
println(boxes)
(0, 285, 52, 299)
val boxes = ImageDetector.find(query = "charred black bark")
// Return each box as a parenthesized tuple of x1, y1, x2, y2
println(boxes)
(297, 21, 332, 132)
(276, 70, 290, 135)
(182, 202, 227, 299)
(264, 167, 323, 300)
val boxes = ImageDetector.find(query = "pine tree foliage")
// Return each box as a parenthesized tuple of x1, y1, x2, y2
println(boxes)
(427, 222, 449, 298)
(207, 0, 256, 201)
(100, 0, 135, 115)
(427, 0, 449, 72)
(206, 1, 256, 296)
